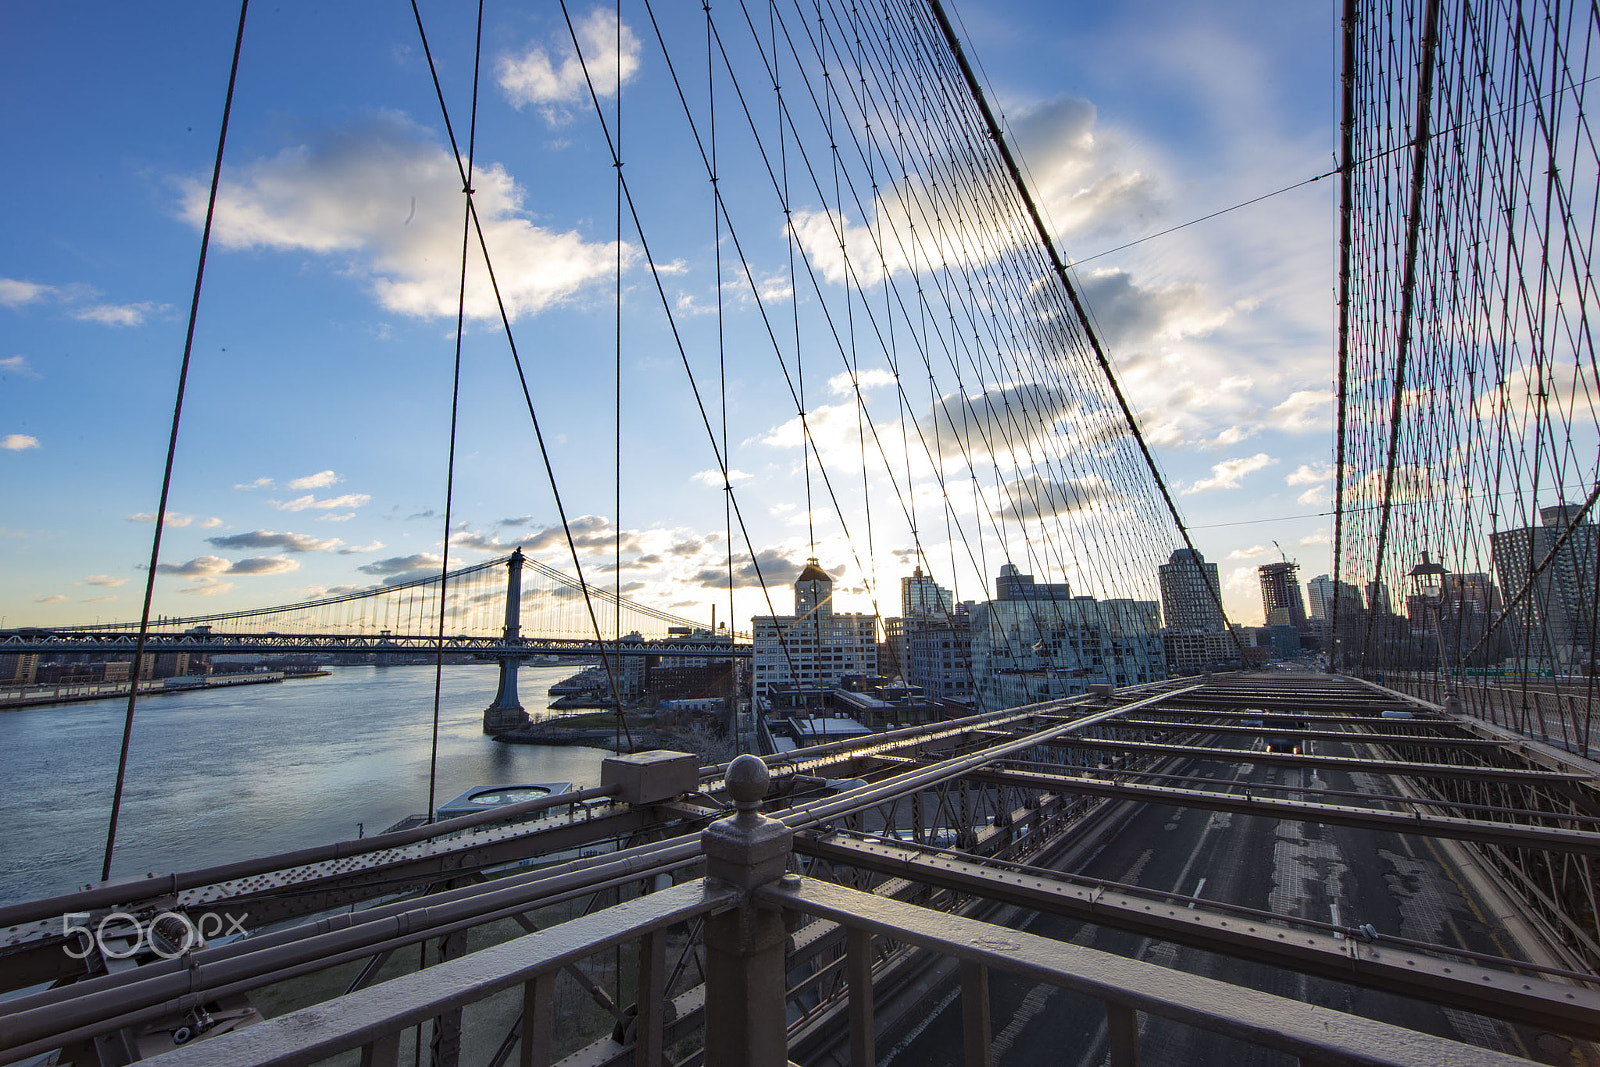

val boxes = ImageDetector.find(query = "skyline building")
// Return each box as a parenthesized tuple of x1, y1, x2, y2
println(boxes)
(751, 558, 878, 700)
(904, 605, 973, 703)
(902, 566, 954, 619)
(1158, 548, 1223, 631)
(1490, 503, 1598, 671)
(970, 562, 1162, 709)
(1258, 561, 1309, 632)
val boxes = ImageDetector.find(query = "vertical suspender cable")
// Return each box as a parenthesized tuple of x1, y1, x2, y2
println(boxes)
(1331, 0, 1357, 674)
(615, 0, 625, 756)
(424, 0, 486, 823)
(1361, 0, 1442, 666)
(101, 0, 250, 883)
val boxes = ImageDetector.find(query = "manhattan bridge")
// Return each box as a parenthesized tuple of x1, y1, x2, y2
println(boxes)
(2, 0, 1599, 1065)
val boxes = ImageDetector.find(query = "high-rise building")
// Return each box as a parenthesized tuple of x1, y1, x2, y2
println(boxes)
(1306, 574, 1363, 621)
(1365, 580, 1394, 617)
(904, 606, 973, 703)
(1490, 503, 1598, 671)
(970, 563, 1162, 709)
(994, 562, 1073, 602)
(901, 566, 954, 619)
(1158, 548, 1222, 631)
(752, 559, 878, 700)
(1258, 561, 1308, 632)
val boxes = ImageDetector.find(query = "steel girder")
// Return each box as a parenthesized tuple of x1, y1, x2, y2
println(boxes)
(794, 833, 1600, 1039)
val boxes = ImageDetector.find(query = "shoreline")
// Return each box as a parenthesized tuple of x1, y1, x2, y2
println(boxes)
(0, 669, 330, 710)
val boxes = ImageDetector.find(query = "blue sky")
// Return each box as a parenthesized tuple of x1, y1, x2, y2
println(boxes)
(1, 0, 1339, 631)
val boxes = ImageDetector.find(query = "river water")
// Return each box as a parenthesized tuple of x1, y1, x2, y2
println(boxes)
(0, 664, 614, 906)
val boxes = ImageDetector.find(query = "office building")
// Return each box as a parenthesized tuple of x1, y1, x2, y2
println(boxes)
(1159, 548, 1223, 631)
(969, 563, 1162, 709)
(1490, 503, 1598, 671)
(752, 559, 878, 700)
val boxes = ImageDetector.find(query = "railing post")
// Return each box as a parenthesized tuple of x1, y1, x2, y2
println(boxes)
(701, 754, 793, 1067)
(846, 927, 875, 1067)
(959, 959, 992, 1067)
(519, 974, 553, 1067)
(635, 929, 666, 1067)
(1106, 1001, 1139, 1066)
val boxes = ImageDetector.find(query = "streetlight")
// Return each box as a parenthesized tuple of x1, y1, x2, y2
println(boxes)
(1407, 553, 1461, 714)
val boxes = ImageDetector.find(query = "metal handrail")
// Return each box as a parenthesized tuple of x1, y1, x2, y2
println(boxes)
(135, 879, 734, 1067)
(764, 877, 1538, 1067)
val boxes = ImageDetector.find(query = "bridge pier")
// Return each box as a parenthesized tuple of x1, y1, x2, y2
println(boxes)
(483, 549, 530, 735)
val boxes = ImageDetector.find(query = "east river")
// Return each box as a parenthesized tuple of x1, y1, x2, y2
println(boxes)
(0, 665, 613, 906)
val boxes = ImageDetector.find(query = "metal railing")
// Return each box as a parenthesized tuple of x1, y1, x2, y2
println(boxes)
(125, 754, 1541, 1067)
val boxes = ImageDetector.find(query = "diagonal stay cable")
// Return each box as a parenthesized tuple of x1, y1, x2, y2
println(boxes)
(409, 0, 634, 750)
(426, 0, 486, 824)
(922, 0, 1244, 660)
(102, 0, 250, 884)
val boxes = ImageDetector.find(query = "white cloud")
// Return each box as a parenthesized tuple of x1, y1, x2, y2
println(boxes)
(270, 492, 372, 512)
(1181, 452, 1276, 494)
(1226, 544, 1275, 560)
(1009, 96, 1163, 246)
(992, 472, 1124, 522)
(828, 368, 897, 396)
(1224, 565, 1259, 595)
(0, 356, 40, 378)
(1340, 465, 1440, 506)
(83, 574, 127, 587)
(186, 112, 631, 322)
(74, 301, 163, 327)
(33, 593, 67, 604)
(126, 510, 193, 527)
(338, 540, 386, 554)
(496, 9, 641, 123)
(1299, 531, 1332, 546)
(1475, 360, 1598, 428)
(1296, 485, 1329, 507)
(692, 469, 753, 487)
(2, 433, 40, 451)
(157, 555, 299, 577)
(1074, 269, 1227, 348)
(1267, 389, 1333, 432)
(177, 579, 236, 597)
(1285, 462, 1331, 486)
(0, 278, 52, 308)
(201, 517, 223, 528)
(207, 530, 342, 552)
(287, 470, 341, 490)
(792, 96, 1158, 290)
(234, 477, 274, 490)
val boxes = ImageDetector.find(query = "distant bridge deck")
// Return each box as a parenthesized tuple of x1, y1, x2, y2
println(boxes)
(0, 630, 750, 658)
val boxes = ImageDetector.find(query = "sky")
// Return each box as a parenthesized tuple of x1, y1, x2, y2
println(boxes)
(1, 0, 1340, 633)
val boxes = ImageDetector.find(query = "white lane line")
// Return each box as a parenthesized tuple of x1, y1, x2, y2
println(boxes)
(1188, 877, 1206, 908)
(878, 982, 963, 1066)
(1332, 900, 1343, 939)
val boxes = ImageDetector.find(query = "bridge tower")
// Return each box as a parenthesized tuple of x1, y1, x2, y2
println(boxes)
(483, 548, 531, 734)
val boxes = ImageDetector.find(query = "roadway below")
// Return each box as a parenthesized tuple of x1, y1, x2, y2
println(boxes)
(870, 733, 1592, 1066)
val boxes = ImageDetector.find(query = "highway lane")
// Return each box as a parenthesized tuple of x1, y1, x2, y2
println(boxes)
(871, 734, 1582, 1066)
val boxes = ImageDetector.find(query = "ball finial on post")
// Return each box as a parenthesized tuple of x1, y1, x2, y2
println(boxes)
(726, 754, 770, 821)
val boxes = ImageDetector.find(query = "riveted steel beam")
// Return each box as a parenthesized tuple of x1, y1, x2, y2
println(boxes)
(965, 766, 1600, 854)
(795, 834, 1600, 1040)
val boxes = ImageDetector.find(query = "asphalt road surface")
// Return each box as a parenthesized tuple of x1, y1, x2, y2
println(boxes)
(872, 735, 1587, 1066)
